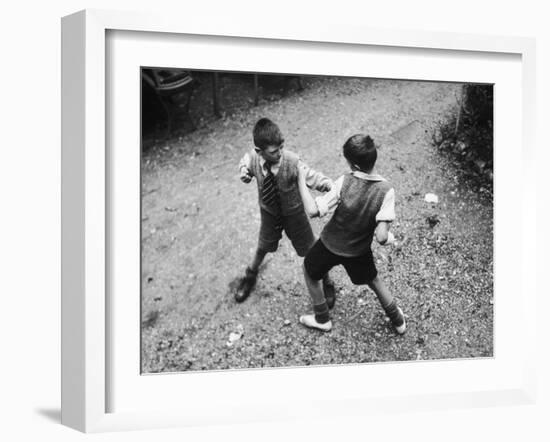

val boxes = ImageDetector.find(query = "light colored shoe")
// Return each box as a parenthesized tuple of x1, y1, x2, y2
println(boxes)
(393, 307, 406, 335)
(299, 314, 332, 331)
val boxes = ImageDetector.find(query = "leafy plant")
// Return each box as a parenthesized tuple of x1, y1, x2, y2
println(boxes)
(433, 84, 493, 181)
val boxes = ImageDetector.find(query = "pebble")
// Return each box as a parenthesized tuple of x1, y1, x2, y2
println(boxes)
(424, 193, 439, 204)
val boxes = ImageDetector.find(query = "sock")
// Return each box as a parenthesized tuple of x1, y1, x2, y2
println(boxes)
(245, 266, 258, 280)
(384, 300, 403, 326)
(313, 302, 330, 324)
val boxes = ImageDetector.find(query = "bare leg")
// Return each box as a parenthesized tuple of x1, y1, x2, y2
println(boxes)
(322, 272, 336, 309)
(367, 275, 406, 333)
(249, 248, 268, 272)
(299, 262, 332, 330)
(366, 275, 393, 309)
(234, 247, 268, 303)
(303, 262, 325, 305)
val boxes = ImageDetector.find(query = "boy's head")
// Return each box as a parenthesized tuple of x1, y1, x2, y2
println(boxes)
(343, 134, 377, 173)
(253, 118, 284, 164)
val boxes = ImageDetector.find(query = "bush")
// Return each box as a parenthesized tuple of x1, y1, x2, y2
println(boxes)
(461, 84, 493, 162)
(434, 84, 493, 182)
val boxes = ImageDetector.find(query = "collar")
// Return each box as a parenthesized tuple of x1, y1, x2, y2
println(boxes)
(258, 154, 282, 170)
(351, 170, 385, 181)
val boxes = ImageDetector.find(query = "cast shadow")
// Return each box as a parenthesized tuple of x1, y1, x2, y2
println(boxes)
(35, 408, 61, 423)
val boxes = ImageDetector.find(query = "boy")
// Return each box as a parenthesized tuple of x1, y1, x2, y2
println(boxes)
(297, 133, 406, 334)
(235, 118, 335, 304)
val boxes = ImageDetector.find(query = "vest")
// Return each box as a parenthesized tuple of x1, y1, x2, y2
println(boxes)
(249, 149, 303, 216)
(321, 174, 392, 257)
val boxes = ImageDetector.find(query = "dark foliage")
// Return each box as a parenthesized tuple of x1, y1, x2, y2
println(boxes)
(461, 84, 493, 162)
(434, 84, 493, 183)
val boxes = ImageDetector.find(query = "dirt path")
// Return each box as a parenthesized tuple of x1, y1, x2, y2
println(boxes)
(141, 77, 493, 373)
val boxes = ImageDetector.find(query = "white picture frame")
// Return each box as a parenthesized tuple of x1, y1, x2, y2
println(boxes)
(61, 9, 537, 433)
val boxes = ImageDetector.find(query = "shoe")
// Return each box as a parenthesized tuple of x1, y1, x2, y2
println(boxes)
(322, 277, 336, 310)
(234, 267, 258, 303)
(392, 307, 406, 335)
(299, 314, 332, 331)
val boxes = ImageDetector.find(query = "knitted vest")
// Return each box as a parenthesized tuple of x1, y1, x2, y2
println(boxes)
(249, 149, 303, 216)
(321, 174, 392, 257)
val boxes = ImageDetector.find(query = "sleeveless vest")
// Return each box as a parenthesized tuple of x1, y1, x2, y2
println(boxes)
(321, 174, 391, 257)
(249, 149, 303, 216)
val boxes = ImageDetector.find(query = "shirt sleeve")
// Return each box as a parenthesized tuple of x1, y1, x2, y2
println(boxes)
(238, 152, 252, 173)
(376, 188, 396, 222)
(299, 160, 333, 191)
(315, 175, 344, 217)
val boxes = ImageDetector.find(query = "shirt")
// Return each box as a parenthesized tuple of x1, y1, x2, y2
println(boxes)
(315, 170, 395, 221)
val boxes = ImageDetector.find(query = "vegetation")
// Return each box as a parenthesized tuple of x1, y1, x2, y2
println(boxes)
(433, 84, 493, 184)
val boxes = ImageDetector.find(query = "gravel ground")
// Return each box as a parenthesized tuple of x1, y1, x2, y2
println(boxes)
(140, 76, 493, 373)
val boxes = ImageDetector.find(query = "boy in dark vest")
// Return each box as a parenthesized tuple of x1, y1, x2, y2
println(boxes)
(235, 118, 335, 304)
(297, 133, 406, 334)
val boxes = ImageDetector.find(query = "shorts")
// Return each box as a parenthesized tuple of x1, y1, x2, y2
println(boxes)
(258, 209, 315, 257)
(304, 239, 377, 285)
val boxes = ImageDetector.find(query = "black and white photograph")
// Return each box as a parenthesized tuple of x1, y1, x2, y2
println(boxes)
(5, 0, 549, 439)
(140, 69, 494, 373)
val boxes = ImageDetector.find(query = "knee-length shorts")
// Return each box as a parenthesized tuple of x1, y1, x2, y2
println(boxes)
(304, 239, 377, 285)
(258, 209, 315, 257)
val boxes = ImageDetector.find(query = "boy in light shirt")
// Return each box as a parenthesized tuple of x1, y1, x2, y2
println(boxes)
(297, 133, 406, 334)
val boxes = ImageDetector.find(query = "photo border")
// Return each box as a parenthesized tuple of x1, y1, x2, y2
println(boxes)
(61, 9, 537, 433)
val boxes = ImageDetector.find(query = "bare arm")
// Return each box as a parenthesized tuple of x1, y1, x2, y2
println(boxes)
(298, 165, 320, 218)
(238, 152, 253, 183)
(299, 160, 333, 192)
(375, 222, 396, 245)
(375, 188, 396, 245)
(375, 221, 390, 244)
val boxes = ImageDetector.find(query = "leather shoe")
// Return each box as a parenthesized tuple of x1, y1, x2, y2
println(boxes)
(234, 267, 258, 303)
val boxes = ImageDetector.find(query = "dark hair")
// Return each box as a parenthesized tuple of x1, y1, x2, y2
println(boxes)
(343, 134, 377, 172)
(253, 118, 284, 149)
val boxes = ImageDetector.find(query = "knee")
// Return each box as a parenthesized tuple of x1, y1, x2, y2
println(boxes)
(257, 244, 276, 255)
(302, 259, 313, 279)
(367, 275, 380, 288)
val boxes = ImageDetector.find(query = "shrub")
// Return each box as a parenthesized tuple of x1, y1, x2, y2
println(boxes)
(434, 84, 493, 182)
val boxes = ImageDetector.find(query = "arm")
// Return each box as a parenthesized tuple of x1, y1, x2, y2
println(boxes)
(375, 221, 395, 245)
(375, 188, 396, 245)
(299, 160, 333, 192)
(298, 165, 320, 217)
(238, 152, 253, 183)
